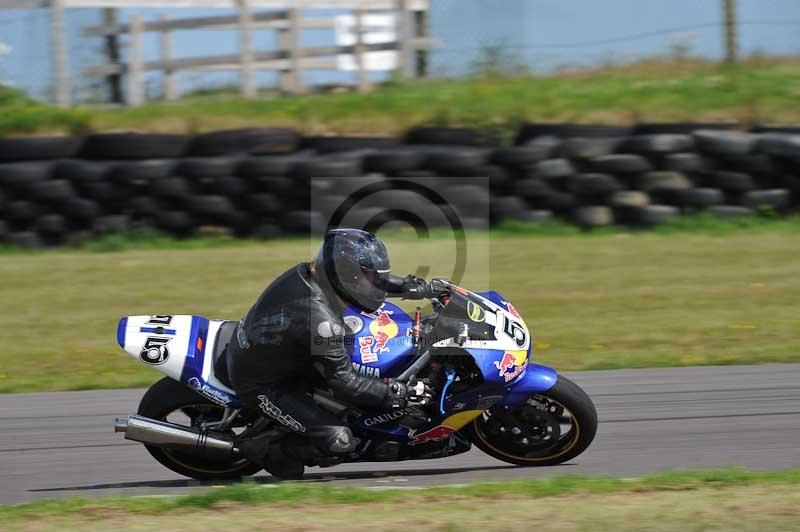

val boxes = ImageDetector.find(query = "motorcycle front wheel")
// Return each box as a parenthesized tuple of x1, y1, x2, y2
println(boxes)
(464, 375, 597, 466)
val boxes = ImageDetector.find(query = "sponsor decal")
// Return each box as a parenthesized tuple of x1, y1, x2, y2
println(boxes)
(187, 377, 232, 406)
(408, 425, 456, 445)
(466, 301, 486, 323)
(139, 337, 170, 365)
(257, 394, 306, 433)
(408, 410, 484, 445)
(317, 320, 343, 338)
(146, 315, 173, 325)
(363, 410, 405, 427)
(352, 361, 381, 378)
(359, 337, 379, 363)
(343, 315, 364, 335)
(493, 350, 528, 383)
(476, 395, 504, 410)
(358, 305, 400, 362)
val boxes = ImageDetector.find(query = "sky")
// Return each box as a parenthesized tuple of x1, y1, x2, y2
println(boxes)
(0, 0, 798, 102)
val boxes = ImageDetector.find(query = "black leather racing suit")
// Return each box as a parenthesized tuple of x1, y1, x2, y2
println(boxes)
(227, 262, 413, 454)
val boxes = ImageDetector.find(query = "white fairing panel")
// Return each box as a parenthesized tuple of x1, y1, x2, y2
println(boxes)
(116, 314, 239, 406)
(118, 315, 192, 381)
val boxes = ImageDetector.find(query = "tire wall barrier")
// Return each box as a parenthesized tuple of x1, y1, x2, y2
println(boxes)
(0, 124, 798, 247)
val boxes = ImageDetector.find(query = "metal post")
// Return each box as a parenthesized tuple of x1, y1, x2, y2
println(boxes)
(160, 14, 177, 100)
(103, 8, 123, 104)
(413, 7, 428, 78)
(128, 15, 144, 106)
(278, 8, 302, 94)
(354, 8, 370, 92)
(394, 0, 413, 79)
(238, 0, 256, 99)
(50, 0, 71, 107)
(723, 0, 738, 64)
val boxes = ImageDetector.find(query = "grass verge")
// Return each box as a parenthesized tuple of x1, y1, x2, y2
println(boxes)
(1, 213, 799, 256)
(2, 58, 800, 136)
(3, 469, 800, 531)
(1, 216, 799, 392)
(0, 85, 89, 136)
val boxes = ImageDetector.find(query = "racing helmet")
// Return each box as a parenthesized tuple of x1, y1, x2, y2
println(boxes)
(316, 228, 391, 313)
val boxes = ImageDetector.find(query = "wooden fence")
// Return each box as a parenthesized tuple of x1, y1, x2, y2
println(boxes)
(80, 0, 433, 105)
(0, 0, 432, 106)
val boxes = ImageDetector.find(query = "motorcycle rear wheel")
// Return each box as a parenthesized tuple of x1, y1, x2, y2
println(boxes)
(138, 377, 262, 480)
(465, 375, 597, 466)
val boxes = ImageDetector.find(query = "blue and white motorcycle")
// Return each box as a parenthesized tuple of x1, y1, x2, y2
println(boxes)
(114, 280, 597, 480)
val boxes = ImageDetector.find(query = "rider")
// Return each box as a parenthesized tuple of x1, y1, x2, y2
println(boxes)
(227, 228, 435, 477)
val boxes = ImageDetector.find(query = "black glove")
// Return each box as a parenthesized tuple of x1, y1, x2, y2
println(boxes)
(385, 378, 434, 410)
(400, 275, 453, 300)
(399, 275, 429, 300)
(385, 274, 426, 300)
(423, 278, 451, 299)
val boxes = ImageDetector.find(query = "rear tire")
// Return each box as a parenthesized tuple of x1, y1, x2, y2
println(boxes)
(137, 377, 262, 480)
(465, 375, 597, 466)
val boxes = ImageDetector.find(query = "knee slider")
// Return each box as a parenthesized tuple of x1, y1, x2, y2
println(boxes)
(326, 426, 356, 453)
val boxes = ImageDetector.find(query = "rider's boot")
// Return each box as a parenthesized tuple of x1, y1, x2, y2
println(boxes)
(238, 430, 305, 480)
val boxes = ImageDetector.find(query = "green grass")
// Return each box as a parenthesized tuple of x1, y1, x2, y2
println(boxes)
(1, 212, 799, 256)
(2, 468, 800, 531)
(0, 217, 799, 393)
(2, 57, 800, 136)
(0, 84, 89, 136)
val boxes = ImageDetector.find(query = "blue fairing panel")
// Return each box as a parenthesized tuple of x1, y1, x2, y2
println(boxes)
(498, 363, 559, 408)
(344, 301, 416, 379)
(117, 317, 128, 348)
(180, 316, 241, 408)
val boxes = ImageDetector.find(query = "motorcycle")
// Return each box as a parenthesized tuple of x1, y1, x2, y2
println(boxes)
(114, 280, 597, 480)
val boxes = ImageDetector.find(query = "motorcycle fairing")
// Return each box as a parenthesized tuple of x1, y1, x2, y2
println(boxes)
(343, 301, 415, 378)
(354, 288, 555, 442)
(468, 291, 557, 404)
(495, 363, 559, 408)
(117, 315, 240, 407)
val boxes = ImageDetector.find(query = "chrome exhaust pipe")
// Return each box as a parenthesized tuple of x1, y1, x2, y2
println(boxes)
(115, 414, 236, 455)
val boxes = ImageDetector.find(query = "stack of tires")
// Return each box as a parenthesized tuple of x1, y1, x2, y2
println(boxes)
(507, 122, 798, 228)
(0, 124, 798, 247)
(0, 129, 302, 246)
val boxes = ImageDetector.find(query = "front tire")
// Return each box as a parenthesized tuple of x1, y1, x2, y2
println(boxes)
(465, 375, 597, 466)
(137, 377, 262, 481)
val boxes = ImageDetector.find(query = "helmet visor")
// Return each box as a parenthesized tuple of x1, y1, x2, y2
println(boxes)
(363, 268, 391, 292)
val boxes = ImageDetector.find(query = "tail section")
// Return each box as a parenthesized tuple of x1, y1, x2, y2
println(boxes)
(116, 315, 240, 407)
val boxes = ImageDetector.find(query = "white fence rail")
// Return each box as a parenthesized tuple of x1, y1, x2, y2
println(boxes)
(0, 0, 432, 106)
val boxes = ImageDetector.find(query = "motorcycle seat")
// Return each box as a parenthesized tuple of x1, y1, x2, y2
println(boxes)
(212, 320, 237, 388)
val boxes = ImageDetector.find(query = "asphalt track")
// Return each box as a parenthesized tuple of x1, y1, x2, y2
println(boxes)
(1, 364, 799, 505)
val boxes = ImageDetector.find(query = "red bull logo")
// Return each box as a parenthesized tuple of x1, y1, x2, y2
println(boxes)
(373, 330, 390, 351)
(359, 336, 378, 363)
(376, 312, 392, 327)
(408, 425, 456, 445)
(408, 410, 484, 445)
(359, 306, 399, 364)
(494, 350, 528, 383)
